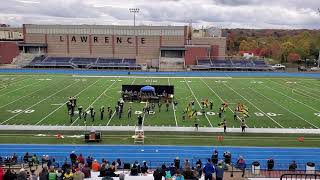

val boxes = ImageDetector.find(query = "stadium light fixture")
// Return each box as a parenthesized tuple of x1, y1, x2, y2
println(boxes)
(129, 8, 140, 28)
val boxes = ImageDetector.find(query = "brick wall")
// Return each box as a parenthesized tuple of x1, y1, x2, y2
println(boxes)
(0, 42, 19, 64)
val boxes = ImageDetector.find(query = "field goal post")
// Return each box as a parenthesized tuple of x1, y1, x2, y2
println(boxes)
(133, 126, 144, 144)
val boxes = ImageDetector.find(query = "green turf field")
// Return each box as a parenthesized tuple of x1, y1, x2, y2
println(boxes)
(0, 74, 320, 129)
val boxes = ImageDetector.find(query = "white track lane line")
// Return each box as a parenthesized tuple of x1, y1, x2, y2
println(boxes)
(168, 78, 178, 127)
(184, 78, 213, 128)
(71, 78, 118, 126)
(222, 82, 284, 128)
(35, 78, 101, 125)
(1, 81, 79, 125)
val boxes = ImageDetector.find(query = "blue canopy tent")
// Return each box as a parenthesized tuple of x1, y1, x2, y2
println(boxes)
(140, 85, 155, 92)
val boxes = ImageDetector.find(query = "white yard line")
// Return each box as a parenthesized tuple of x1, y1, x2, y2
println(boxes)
(184, 78, 213, 128)
(250, 88, 318, 129)
(1, 81, 79, 125)
(0, 80, 60, 109)
(71, 79, 119, 126)
(201, 79, 248, 127)
(73, 75, 233, 79)
(35, 79, 101, 125)
(0, 80, 40, 97)
(270, 80, 320, 100)
(0, 77, 33, 93)
(222, 82, 284, 128)
(106, 78, 136, 126)
(262, 82, 320, 112)
(168, 78, 178, 127)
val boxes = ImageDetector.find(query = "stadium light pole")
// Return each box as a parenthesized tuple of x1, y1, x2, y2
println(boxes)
(129, 8, 140, 27)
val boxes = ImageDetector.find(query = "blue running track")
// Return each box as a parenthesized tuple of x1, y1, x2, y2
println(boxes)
(0, 144, 319, 170)
(1, 68, 320, 78)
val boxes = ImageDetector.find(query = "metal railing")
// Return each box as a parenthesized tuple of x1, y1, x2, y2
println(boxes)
(280, 174, 320, 180)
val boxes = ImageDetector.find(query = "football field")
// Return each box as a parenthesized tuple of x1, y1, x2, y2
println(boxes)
(0, 74, 320, 129)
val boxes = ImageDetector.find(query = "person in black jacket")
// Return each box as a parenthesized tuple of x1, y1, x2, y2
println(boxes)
(153, 168, 162, 180)
(174, 157, 180, 169)
(69, 151, 77, 166)
(4, 169, 17, 180)
(212, 149, 218, 165)
(267, 158, 274, 171)
(141, 161, 148, 174)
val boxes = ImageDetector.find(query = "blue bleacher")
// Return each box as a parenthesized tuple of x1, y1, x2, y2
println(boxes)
(71, 57, 97, 65)
(197, 59, 211, 65)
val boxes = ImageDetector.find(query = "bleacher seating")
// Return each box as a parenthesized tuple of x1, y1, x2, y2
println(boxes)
(71, 57, 97, 65)
(192, 58, 272, 71)
(26, 56, 141, 69)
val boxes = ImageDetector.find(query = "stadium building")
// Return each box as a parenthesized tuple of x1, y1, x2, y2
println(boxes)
(17, 24, 226, 71)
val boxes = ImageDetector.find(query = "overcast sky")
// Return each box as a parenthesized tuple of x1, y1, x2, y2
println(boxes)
(0, 0, 320, 29)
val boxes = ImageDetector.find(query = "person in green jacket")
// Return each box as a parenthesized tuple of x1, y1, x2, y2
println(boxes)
(48, 167, 57, 180)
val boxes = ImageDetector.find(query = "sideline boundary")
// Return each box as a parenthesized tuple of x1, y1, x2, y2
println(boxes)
(0, 125, 320, 134)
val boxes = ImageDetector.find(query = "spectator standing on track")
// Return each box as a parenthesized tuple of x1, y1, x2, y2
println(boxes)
(56, 169, 63, 180)
(77, 154, 84, 164)
(86, 155, 93, 168)
(212, 149, 218, 165)
(289, 161, 297, 171)
(267, 158, 274, 171)
(70, 151, 77, 166)
(141, 161, 148, 174)
(174, 157, 180, 169)
(203, 159, 215, 180)
(215, 160, 225, 180)
(236, 156, 246, 177)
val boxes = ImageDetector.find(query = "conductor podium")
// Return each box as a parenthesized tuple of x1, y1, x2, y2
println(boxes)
(132, 126, 144, 144)
(85, 130, 102, 143)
